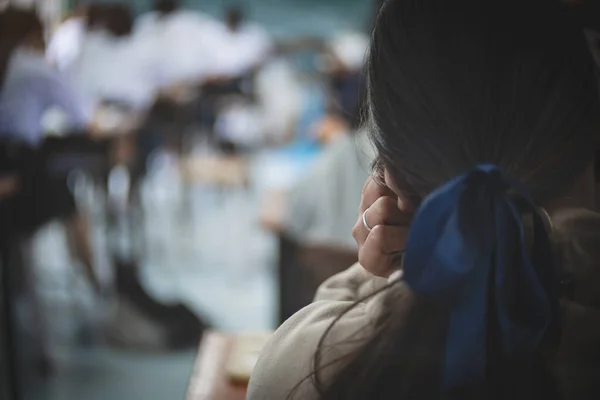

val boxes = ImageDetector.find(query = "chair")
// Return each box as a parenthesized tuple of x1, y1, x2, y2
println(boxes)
(278, 235, 358, 324)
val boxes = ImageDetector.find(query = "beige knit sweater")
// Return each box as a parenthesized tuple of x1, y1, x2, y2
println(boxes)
(247, 209, 600, 400)
(247, 263, 390, 399)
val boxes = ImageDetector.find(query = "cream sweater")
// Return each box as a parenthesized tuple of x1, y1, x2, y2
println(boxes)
(247, 263, 390, 399)
(247, 209, 600, 400)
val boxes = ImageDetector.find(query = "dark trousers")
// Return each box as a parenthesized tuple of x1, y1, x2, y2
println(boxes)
(0, 136, 109, 237)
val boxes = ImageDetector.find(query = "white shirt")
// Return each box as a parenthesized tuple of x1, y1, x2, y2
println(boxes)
(72, 31, 160, 111)
(0, 48, 90, 146)
(213, 24, 273, 79)
(134, 10, 228, 86)
(46, 17, 86, 73)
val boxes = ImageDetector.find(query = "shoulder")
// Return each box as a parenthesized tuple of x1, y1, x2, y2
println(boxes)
(248, 290, 385, 399)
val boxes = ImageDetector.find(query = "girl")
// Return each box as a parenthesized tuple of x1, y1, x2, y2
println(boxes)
(247, 0, 600, 399)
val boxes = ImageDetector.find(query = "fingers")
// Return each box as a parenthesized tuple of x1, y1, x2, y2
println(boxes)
(359, 176, 397, 213)
(355, 176, 412, 278)
(358, 225, 407, 278)
(353, 196, 410, 247)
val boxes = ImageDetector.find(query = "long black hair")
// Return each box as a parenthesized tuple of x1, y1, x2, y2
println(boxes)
(307, 0, 600, 399)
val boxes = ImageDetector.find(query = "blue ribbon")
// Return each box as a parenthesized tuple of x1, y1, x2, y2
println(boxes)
(402, 164, 558, 389)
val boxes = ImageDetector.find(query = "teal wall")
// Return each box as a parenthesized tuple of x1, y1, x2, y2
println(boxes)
(85, 0, 373, 38)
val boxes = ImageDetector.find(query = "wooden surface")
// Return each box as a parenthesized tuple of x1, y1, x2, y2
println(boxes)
(187, 332, 248, 400)
(182, 156, 248, 187)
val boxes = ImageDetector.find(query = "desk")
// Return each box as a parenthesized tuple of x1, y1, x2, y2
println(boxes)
(187, 332, 248, 400)
(181, 156, 248, 187)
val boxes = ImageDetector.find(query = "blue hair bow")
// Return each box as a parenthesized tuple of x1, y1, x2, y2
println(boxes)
(402, 164, 559, 389)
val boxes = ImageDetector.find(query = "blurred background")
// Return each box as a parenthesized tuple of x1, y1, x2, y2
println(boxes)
(0, 0, 598, 399)
(0, 0, 379, 399)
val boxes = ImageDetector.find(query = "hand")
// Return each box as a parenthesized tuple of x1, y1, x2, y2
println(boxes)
(352, 177, 411, 278)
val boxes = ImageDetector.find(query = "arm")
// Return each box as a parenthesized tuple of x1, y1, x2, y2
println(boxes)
(247, 296, 378, 400)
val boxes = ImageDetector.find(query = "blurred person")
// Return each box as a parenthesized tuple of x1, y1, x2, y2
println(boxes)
(133, 0, 228, 156)
(319, 0, 382, 129)
(248, 1, 600, 400)
(253, 59, 302, 145)
(211, 5, 273, 83)
(281, 115, 375, 249)
(322, 31, 368, 129)
(135, 0, 226, 88)
(0, 8, 91, 145)
(196, 5, 273, 152)
(0, 8, 100, 293)
(46, 2, 88, 73)
(73, 3, 159, 113)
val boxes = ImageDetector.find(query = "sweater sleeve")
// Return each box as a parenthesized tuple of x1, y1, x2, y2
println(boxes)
(247, 263, 391, 400)
(314, 262, 389, 302)
(246, 297, 378, 400)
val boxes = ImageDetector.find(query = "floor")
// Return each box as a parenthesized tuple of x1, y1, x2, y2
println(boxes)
(17, 147, 306, 400)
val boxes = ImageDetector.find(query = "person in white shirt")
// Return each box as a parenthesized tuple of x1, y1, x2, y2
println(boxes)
(0, 8, 100, 297)
(283, 119, 375, 249)
(135, 0, 227, 88)
(73, 4, 159, 113)
(199, 6, 274, 150)
(212, 6, 273, 81)
(46, 4, 87, 74)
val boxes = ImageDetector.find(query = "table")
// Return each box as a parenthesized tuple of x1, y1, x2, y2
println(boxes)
(181, 155, 248, 187)
(187, 332, 248, 400)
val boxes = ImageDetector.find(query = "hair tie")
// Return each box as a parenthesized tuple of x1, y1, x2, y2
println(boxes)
(402, 164, 559, 388)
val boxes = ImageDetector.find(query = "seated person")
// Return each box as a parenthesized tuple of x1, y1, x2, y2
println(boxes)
(209, 5, 273, 88)
(280, 114, 375, 249)
(247, 0, 600, 399)
(135, 0, 226, 89)
(0, 8, 100, 293)
(0, 9, 91, 145)
(46, 3, 88, 74)
(322, 31, 369, 128)
(73, 3, 159, 114)
(196, 5, 273, 146)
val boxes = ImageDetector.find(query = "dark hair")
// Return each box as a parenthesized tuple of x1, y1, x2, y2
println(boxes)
(225, 5, 245, 31)
(0, 8, 44, 90)
(307, 0, 600, 399)
(87, 4, 133, 37)
(154, 0, 179, 15)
